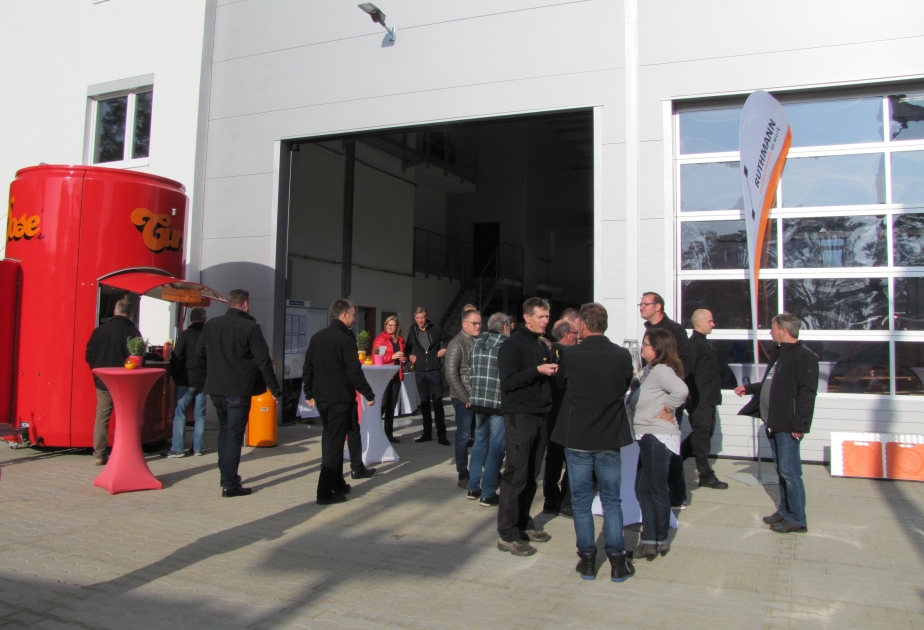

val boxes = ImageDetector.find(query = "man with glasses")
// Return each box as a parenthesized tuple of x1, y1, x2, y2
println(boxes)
(542, 319, 579, 516)
(639, 292, 695, 509)
(445, 308, 482, 490)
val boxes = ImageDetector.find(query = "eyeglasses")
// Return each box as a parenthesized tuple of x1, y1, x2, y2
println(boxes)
(638, 302, 655, 308)
(642, 342, 652, 347)
(464, 321, 482, 327)
(565, 331, 579, 336)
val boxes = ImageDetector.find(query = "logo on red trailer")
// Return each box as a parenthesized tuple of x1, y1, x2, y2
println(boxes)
(131, 207, 183, 253)
(6, 197, 42, 241)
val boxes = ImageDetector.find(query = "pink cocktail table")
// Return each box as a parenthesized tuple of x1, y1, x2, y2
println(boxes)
(92, 367, 164, 494)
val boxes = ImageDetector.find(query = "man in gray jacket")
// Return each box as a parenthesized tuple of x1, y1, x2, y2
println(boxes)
(445, 308, 482, 488)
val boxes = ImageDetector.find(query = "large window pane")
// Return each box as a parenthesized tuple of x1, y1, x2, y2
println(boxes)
(893, 214, 924, 266)
(93, 95, 127, 163)
(132, 91, 153, 159)
(782, 216, 886, 268)
(890, 93, 924, 141)
(891, 151, 924, 204)
(709, 339, 777, 388)
(784, 278, 889, 330)
(801, 341, 890, 394)
(782, 154, 885, 207)
(896, 342, 924, 395)
(681, 219, 776, 270)
(785, 98, 883, 147)
(681, 279, 775, 329)
(680, 162, 744, 211)
(894, 277, 924, 331)
(679, 108, 742, 154)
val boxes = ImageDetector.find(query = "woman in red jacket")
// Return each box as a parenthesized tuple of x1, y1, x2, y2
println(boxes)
(373, 316, 406, 443)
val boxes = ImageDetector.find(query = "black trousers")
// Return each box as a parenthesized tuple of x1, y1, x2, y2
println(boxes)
(212, 395, 252, 490)
(415, 370, 446, 438)
(667, 405, 688, 506)
(316, 400, 355, 499)
(497, 413, 547, 542)
(542, 416, 569, 508)
(681, 405, 717, 478)
(381, 374, 401, 437)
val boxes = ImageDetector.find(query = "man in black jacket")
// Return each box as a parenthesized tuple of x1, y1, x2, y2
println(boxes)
(405, 307, 452, 445)
(303, 298, 376, 505)
(496, 297, 558, 557)
(552, 303, 636, 582)
(735, 313, 818, 534)
(640, 291, 695, 508)
(196, 290, 281, 498)
(681, 309, 728, 489)
(542, 319, 578, 515)
(86, 299, 142, 466)
(167, 307, 208, 457)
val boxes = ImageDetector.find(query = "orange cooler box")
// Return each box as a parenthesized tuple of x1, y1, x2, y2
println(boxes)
(886, 442, 924, 481)
(245, 390, 277, 447)
(842, 440, 883, 478)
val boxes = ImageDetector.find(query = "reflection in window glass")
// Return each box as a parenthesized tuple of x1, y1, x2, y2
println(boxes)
(896, 342, 924, 395)
(708, 339, 777, 389)
(893, 214, 924, 266)
(784, 98, 883, 147)
(681, 279, 775, 329)
(94, 96, 127, 163)
(132, 91, 153, 159)
(894, 277, 924, 331)
(890, 93, 924, 141)
(782, 216, 886, 268)
(891, 151, 924, 204)
(782, 154, 885, 207)
(681, 220, 776, 270)
(784, 278, 889, 330)
(680, 162, 744, 211)
(801, 341, 890, 394)
(679, 108, 742, 154)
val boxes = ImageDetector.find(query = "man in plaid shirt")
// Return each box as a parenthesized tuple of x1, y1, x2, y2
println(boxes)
(467, 312, 512, 507)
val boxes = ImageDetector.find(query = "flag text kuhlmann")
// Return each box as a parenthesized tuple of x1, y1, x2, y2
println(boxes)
(754, 119, 780, 191)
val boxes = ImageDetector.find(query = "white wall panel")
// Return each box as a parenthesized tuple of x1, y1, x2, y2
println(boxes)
(600, 220, 627, 299)
(201, 173, 274, 239)
(601, 142, 627, 221)
(637, 139, 665, 220)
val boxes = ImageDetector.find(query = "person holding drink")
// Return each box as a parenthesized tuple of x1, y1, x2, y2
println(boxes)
(373, 316, 406, 443)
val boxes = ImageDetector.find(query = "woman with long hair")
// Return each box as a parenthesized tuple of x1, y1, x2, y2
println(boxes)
(372, 316, 406, 443)
(628, 328, 689, 560)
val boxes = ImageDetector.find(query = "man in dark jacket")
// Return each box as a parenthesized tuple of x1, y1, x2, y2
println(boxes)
(552, 302, 636, 582)
(681, 309, 728, 489)
(496, 297, 558, 557)
(303, 298, 376, 505)
(86, 299, 142, 465)
(405, 307, 452, 445)
(167, 307, 208, 457)
(542, 319, 579, 515)
(445, 308, 481, 488)
(640, 291, 694, 508)
(735, 313, 818, 533)
(196, 289, 281, 498)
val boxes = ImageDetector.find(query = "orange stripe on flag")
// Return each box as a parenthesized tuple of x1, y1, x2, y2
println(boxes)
(752, 128, 792, 278)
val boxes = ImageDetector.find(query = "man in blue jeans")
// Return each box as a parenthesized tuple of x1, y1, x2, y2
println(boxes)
(735, 313, 818, 533)
(445, 308, 481, 490)
(196, 290, 281, 498)
(468, 312, 511, 507)
(551, 303, 636, 582)
(167, 307, 208, 457)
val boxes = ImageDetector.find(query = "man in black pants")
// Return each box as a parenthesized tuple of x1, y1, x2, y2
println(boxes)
(682, 309, 729, 489)
(496, 297, 558, 557)
(542, 318, 578, 515)
(196, 290, 281, 497)
(640, 291, 695, 509)
(303, 298, 376, 505)
(405, 307, 452, 445)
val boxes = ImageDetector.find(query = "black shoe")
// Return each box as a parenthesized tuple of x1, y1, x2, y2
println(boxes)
(466, 438, 474, 449)
(770, 520, 808, 533)
(437, 437, 451, 446)
(762, 511, 786, 524)
(316, 493, 347, 505)
(607, 551, 635, 582)
(457, 479, 469, 489)
(222, 486, 252, 498)
(699, 474, 729, 490)
(576, 550, 597, 580)
(479, 494, 499, 507)
(334, 484, 351, 495)
(351, 467, 376, 479)
(559, 505, 574, 519)
(387, 436, 401, 444)
(542, 501, 560, 515)
(467, 489, 481, 500)
(414, 435, 432, 443)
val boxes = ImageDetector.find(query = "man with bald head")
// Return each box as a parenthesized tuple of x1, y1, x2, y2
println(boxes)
(681, 309, 728, 489)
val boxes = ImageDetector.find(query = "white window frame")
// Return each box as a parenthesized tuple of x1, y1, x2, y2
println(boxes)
(84, 74, 154, 169)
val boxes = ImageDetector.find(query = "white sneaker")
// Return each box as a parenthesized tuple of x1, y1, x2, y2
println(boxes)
(167, 451, 186, 458)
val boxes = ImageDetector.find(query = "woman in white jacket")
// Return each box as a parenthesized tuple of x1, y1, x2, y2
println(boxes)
(627, 328, 689, 560)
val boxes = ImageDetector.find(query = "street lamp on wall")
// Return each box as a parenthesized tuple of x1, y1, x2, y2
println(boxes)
(358, 3, 396, 44)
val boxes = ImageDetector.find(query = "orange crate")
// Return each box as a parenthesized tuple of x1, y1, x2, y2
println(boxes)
(886, 442, 924, 481)
(842, 441, 883, 478)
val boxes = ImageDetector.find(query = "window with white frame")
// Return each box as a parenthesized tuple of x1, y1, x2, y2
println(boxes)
(90, 88, 153, 166)
(675, 89, 924, 396)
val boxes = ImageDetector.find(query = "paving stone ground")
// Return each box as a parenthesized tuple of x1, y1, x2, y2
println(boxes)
(1, 410, 923, 630)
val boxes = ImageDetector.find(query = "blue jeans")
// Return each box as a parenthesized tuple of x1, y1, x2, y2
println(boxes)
(468, 413, 505, 497)
(565, 449, 626, 556)
(452, 398, 474, 480)
(636, 434, 673, 544)
(172, 385, 207, 454)
(211, 395, 252, 490)
(767, 427, 807, 527)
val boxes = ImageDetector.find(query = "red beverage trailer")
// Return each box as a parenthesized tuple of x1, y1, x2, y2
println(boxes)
(2, 165, 224, 449)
